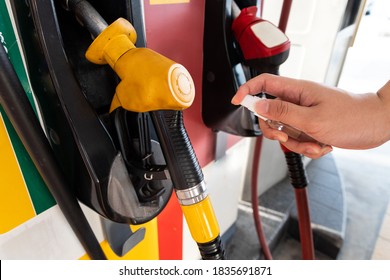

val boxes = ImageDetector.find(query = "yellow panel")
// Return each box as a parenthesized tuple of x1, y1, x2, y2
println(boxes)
(0, 113, 35, 234)
(150, 0, 190, 5)
(80, 218, 159, 260)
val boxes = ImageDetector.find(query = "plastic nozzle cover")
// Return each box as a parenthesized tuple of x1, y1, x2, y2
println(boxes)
(231, 6, 290, 60)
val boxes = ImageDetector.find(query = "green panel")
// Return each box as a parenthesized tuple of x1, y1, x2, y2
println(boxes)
(0, 0, 56, 213)
(0, 107, 56, 213)
(0, 0, 36, 112)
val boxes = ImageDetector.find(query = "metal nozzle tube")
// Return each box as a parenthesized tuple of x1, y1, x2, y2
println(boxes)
(62, 0, 108, 38)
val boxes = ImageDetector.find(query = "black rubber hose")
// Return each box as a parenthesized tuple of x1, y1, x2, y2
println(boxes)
(283, 151, 308, 189)
(0, 43, 106, 260)
(197, 236, 226, 260)
(150, 111, 203, 190)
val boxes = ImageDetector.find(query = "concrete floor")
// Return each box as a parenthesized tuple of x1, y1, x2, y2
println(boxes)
(333, 145, 390, 259)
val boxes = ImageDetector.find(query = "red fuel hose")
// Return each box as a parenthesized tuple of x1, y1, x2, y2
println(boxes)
(278, 0, 293, 33)
(281, 145, 315, 259)
(294, 187, 315, 259)
(251, 138, 315, 260)
(251, 136, 273, 260)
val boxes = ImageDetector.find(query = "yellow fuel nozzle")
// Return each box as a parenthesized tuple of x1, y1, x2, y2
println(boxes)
(85, 18, 195, 113)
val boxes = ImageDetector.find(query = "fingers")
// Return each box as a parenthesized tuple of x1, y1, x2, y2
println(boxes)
(281, 140, 333, 159)
(231, 73, 306, 105)
(231, 82, 256, 105)
(258, 119, 288, 142)
(232, 73, 332, 157)
(254, 98, 311, 131)
(231, 73, 277, 105)
(232, 79, 312, 130)
(259, 120, 332, 159)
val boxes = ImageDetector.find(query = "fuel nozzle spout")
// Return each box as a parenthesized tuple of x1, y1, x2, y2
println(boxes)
(61, 0, 108, 38)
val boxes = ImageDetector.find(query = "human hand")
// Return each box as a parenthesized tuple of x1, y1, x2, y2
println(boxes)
(232, 74, 390, 158)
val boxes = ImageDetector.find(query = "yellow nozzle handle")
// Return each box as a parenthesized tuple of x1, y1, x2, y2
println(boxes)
(86, 18, 137, 66)
(85, 18, 195, 113)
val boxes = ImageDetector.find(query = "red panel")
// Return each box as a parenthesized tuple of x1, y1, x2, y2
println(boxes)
(143, 0, 215, 168)
(157, 193, 183, 260)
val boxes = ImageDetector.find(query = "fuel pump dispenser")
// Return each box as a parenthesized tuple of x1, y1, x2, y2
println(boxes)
(81, 11, 225, 259)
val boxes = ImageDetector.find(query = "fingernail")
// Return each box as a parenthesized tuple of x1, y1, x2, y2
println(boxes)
(231, 96, 239, 105)
(275, 134, 288, 143)
(322, 146, 333, 155)
(255, 99, 269, 115)
(305, 145, 332, 156)
(305, 147, 320, 155)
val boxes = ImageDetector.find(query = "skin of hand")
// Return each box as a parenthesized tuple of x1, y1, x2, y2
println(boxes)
(231, 74, 390, 159)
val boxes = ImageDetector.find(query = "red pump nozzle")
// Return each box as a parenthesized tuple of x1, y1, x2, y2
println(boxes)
(232, 6, 290, 63)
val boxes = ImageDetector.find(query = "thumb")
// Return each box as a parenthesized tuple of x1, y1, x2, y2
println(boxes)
(255, 99, 308, 128)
